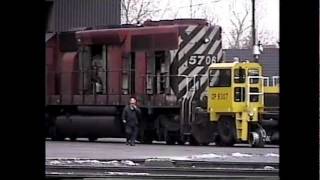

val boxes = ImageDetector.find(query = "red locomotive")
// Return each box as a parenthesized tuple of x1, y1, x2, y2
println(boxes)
(46, 19, 222, 145)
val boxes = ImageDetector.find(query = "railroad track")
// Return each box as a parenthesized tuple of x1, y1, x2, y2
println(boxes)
(46, 159, 279, 179)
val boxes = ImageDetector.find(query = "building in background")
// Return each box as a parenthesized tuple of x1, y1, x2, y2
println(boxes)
(45, 0, 121, 32)
(223, 47, 279, 77)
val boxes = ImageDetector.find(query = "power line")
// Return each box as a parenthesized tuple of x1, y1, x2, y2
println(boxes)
(160, 0, 223, 12)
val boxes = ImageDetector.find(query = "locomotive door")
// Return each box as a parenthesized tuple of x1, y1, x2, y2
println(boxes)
(79, 45, 107, 95)
(122, 52, 135, 95)
(146, 51, 169, 95)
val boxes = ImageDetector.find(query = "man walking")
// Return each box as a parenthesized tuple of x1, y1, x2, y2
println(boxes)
(122, 97, 141, 146)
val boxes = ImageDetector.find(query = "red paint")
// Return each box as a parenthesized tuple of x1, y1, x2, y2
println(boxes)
(72, 95, 83, 105)
(96, 95, 107, 105)
(46, 47, 55, 95)
(135, 51, 147, 95)
(107, 46, 122, 95)
(84, 95, 95, 105)
(76, 26, 179, 52)
(76, 29, 128, 45)
(60, 52, 78, 95)
(143, 19, 208, 26)
(46, 34, 58, 95)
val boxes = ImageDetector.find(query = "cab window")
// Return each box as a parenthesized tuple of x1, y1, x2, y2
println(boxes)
(234, 67, 246, 83)
(209, 69, 231, 87)
(248, 69, 259, 84)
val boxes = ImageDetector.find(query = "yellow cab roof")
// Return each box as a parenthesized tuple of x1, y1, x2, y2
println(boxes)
(209, 61, 262, 69)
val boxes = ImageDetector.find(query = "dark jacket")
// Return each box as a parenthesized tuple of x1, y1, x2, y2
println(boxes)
(122, 105, 141, 126)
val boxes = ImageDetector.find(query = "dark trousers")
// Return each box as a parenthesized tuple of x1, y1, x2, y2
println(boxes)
(125, 125, 138, 144)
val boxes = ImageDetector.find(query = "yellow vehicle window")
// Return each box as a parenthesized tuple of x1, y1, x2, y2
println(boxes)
(234, 68, 246, 83)
(209, 69, 231, 87)
(248, 69, 259, 84)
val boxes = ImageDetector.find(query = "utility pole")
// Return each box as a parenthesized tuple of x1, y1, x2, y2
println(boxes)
(252, 0, 262, 62)
(252, 0, 256, 47)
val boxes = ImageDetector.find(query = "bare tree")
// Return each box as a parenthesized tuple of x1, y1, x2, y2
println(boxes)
(121, 0, 162, 24)
(188, 0, 222, 21)
(226, 0, 278, 49)
(159, 0, 171, 19)
(200, 6, 220, 25)
(227, 1, 251, 49)
(257, 30, 278, 46)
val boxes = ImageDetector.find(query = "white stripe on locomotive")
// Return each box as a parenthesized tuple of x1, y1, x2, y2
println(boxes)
(217, 48, 223, 61)
(177, 27, 207, 63)
(178, 66, 204, 91)
(208, 39, 222, 55)
(185, 25, 197, 35)
(194, 26, 219, 54)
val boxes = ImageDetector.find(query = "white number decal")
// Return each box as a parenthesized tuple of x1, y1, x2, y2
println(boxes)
(205, 56, 211, 65)
(189, 55, 197, 65)
(188, 55, 217, 65)
(211, 56, 217, 63)
(198, 55, 205, 65)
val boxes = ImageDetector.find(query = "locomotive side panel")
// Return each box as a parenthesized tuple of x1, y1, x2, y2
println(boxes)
(135, 51, 147, 96)
(107, 45, 123, 104)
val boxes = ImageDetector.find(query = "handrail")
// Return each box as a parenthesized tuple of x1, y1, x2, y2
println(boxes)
(263, 76, 280, 87)
(246, 76, 266, 108)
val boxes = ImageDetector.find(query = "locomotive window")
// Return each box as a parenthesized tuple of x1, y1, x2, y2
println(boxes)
(248, 69, 259, 84)
(234, 68, 246, 83)
(209, 69, 231, 87)
(234, 87, 245, 102)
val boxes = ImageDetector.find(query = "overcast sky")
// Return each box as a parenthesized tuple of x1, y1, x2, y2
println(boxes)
(152, 0, 279, 47)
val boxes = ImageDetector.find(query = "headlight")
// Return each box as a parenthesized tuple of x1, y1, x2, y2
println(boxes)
(203, 38, 210, 43)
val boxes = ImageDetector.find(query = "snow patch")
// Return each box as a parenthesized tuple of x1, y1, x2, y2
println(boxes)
(189, 153, 228, 159)
(101, 160, 120, 165)
(231, 153, 252, 157)
(167, 156, 190, 160)
(74, 160, 100, 163)
(150, 154, 229, 160)
(49, 172, 74, 175)
(148, 156, 190, 160)
(121, 160, 137, 166)
(106, 172, 150, 176)
(264, 166, 275, 170)
(49, 160, 61, 164)
(264, 153, 279, 157)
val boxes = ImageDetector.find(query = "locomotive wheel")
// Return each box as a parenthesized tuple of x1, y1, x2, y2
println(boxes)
(49, 126, 65, 141)
(165, 132, 175, 145)
(216, 117, 236, 146)
(88, 137, 98, 142)
(51, 135, 65, 141)
(69, 136, 77, 141)
(255, 129, 265, 148)
(177, 138, 185, 145)
(249, 129, 265, 148)
(141, 130, 153, 144)
(270, 131, 279, 145)
(142, 138, 153, 144)
(189, 135, 200, 146)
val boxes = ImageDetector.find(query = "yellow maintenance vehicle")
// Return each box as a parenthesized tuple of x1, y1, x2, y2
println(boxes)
(204, 59, 279, 147)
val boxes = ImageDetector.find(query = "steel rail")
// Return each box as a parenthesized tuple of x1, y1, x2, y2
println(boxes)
(46, 161, 279, 179)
